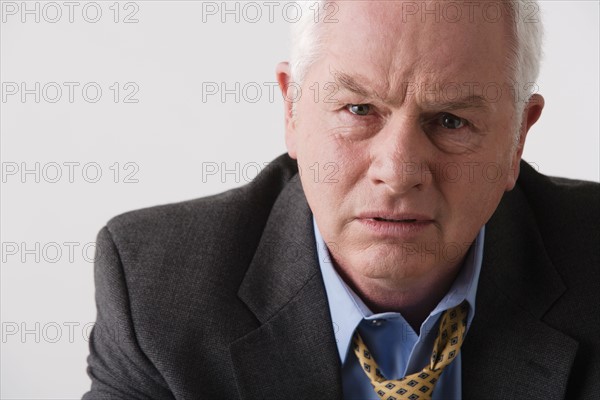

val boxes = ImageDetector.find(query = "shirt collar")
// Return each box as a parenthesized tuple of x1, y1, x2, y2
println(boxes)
(313, 216, 485, 363)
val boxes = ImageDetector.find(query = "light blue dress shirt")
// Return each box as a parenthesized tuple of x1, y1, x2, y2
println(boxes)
(313, 217, 485, 400)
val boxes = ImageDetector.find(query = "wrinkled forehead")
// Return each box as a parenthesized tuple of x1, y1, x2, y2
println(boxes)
(322, 0, 512, 85)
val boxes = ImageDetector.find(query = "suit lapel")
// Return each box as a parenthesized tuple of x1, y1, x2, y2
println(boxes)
(462, 176, 579, 399)
(231, 174, 343, 400)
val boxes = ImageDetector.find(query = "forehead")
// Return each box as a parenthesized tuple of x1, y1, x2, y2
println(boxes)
(321, 0, 512, 91)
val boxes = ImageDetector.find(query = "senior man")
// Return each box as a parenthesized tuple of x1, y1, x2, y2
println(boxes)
(83, 1, 599, 399)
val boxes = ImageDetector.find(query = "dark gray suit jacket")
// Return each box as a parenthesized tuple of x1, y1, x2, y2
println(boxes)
(83, 153, 599, 400)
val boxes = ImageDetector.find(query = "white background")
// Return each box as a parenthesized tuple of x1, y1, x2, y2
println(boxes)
(1, 1, 598, 398)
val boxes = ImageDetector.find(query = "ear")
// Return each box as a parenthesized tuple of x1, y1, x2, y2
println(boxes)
(276, 62, 298, 160)
(505, 93, 545, 190)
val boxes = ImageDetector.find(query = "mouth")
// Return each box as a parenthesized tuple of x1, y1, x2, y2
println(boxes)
(358, 212, 433, 222)
(357, 214, 434, 237)
(371, 217, 418, 223)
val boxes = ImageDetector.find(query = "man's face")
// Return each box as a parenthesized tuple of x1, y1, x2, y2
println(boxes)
(280, 1, 542, 293)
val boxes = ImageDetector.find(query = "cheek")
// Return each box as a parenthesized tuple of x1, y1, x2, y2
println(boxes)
(296, 122, 365, 184)
(298, 146, 360, 207)
(296, 135, 369, 232)
(437, 160, 509, 228)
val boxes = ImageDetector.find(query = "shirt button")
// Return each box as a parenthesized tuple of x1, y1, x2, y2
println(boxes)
(371, 319, 384, 327)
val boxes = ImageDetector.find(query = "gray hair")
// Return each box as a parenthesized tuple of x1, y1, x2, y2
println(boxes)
(289, 1, 544, 145)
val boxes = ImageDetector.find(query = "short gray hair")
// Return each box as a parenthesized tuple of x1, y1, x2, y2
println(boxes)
(289, 1, 544, 144)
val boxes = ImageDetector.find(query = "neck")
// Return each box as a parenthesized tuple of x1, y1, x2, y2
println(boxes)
(334, 260, 465, 332)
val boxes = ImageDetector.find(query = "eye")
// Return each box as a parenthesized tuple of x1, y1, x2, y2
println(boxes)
(346, 104, 371, 116)
(439, 113, 466, 129)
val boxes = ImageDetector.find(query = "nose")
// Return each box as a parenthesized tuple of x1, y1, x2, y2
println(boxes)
(367, 117, 431, 194)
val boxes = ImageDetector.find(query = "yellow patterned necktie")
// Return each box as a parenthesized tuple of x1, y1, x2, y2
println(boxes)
(352, 301, 469, 400)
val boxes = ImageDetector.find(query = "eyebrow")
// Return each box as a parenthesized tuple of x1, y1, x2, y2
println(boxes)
(330, 69, 492, 112)
(331, 69, 376, 99)
(424, 96, 491, 112)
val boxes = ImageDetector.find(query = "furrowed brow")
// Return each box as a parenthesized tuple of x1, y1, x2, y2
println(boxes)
(331, 70, 374, 98)
(330, 68, 493, 112)
(422, 95, 491, 112)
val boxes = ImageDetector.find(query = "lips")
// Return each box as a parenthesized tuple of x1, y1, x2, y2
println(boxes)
(358, 212, 433, 223)
(357, 212, 434, 237)
(372, 217, 418, 223)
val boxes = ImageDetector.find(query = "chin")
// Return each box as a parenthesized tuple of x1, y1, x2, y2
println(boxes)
(351, 248, 426, 280)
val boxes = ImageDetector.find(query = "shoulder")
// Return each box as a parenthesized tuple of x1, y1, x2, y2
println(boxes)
(97, 153, 299, 313)
(516, 160, 599, 326)
(516, 160, 599, 246)
(516, 160, 599, 289)
(518, 160, 599, 211)
(93, 153, 299, 351)
(104, 153, 298, 252)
